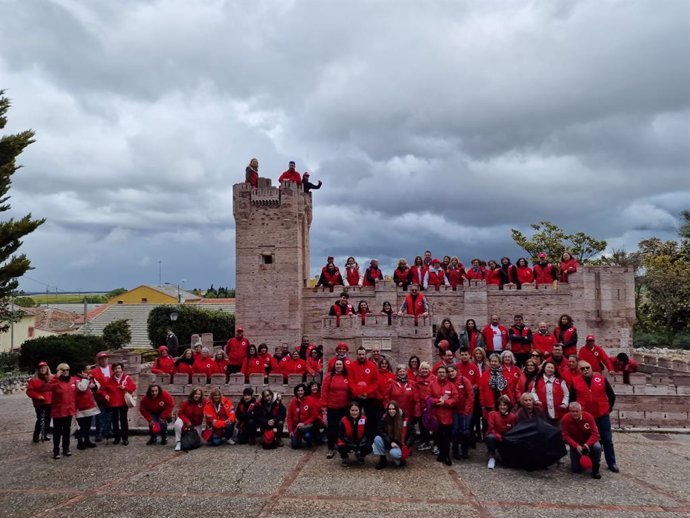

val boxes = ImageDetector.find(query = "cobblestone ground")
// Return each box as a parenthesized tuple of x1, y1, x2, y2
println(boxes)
(2, 394, 689, 518)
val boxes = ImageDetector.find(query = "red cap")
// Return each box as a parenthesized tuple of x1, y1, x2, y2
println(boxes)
(38, 361, 48, 367)
(336, 342, 349, 352)
(158, 345, 168, 352)
(236, 327, 244, 332)
(579, 454, 593, 470)
(96, 352, 109, 359)
(538, 252, 546, 258)
(586, 335, 595, 342)
(432, 258, 441, 265)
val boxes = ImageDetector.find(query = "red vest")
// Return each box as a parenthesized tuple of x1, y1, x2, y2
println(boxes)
(486, 268, 501, 285)
(509, 325, 532, 354)
(446, 266, 466, 288)
(534, 376, 568, 420)
(321, 266, 342, 285)
(466, 266, 486, 280)
(394, 267, 411, 285)
(427, 269, 445, 289)
(572, 375, 609, 418)
(559, 259, 578, 282)
(337, 416, 366, 446)
(410, 265, 428, 287)
(516, 266, 534, 284)
(533, 333, 556, 356)
(533, 263, 554, 285)
(345, 266, 359, 286)
(404, 293, 426, 317)
(362, 267, 382, 286)
(554, 326, 577, 357)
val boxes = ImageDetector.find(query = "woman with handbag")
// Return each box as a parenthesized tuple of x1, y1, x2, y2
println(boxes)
(74, 365, 100, 450)
(26, 361, 53, 443)
(174, 387, 205, 451)
(139, 383, 175, 445)
(101, 362, 136, 445)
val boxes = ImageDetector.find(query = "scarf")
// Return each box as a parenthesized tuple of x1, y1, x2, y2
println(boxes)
(488, 367, 508, 392)
(396, 374, 408, 384)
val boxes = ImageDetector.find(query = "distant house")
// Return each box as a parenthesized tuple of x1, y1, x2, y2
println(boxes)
(107, 285, 202, 305)
(0, 307, 79, 352)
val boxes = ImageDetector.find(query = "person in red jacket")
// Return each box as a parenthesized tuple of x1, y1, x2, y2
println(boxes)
(377, 358, 395, 396)
(456, 348, 480, 388)
(317, 258, 343, 290)
(393, 258, 412, 290)
(531, 361, 570, 423)
(245, 157, 259, 188)
(257, 343, 279, 376)
(428, 365, 459, 465)
(362, 258, 384, 287)
(482, 314, 509, 353)
(508, 314, 533, 366)
(486, 260, 501, 286)
(397, 284, 429, 320)
(193, 347, 214, 380)
(533, 252, 557, 286)
(611, 353, 639, 384)
(533, 321, 556, 358)
(433, 349, 457, 375)
(516, 358, 540, 397)
(561, 402, 602, 478)
(554, 314, 578, 357)
(322, 359, 351, 458)
(571, 361, 618, 473)
(92, 351, 113, 442)
(140, 383, 175, 445)
(349, 346, 380, 440)
(410, 255, 428, 289)
(559, 252, 579, 283)
(74, 365, 100, 450)
(241, 344, 265, 382)
(174, 349, 195, 382)
(427, 258, 449, 290)
(343, 256, 360, 287)
(203, 388, 236, 446)
(209, 349, 230, 378)
(446, 256, 466, 289)
(384, 365, 417, 427)
(329, 292, 354, 325)
(280, 349, 306, 382)
(577, 335, 613, 373)
(515, 258, 534, 285)
(337, 402, 372, 467)
(278, 161, 302, 185)
(500, 351, 522, 401)
(327, 342, 353, 371)
(26, 361, 53, 443)
(287, 383, 321, 448)
(226, 327, 249, 374)
(150, 346, 176, 379)
(306, 348, 323, 376)
(174, 387, 205, 451)
(407, 355, 420, 382)
(101, 362, 136, 446)
(447, 365, 474, 460)
(254, 389, 287, 449)
(479, 354, 515, 419)
(46, 363, 77, 459)
(465, 258, 487, 281)
(414, 362, 436, 451)
(485, 395, 516, 469)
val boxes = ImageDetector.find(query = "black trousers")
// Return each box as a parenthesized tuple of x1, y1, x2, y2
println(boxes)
(76, 416, 94, 441)
(357, 399, 380, 440)
(338, 442, 373, 459)
(326, 408, 347, 449)
(237, 419, 257, 444)
(434, 423, 452, 460)
(33, 405, 51, 440)
(52, 416, 72, 453)
(111, 406, 129, 440)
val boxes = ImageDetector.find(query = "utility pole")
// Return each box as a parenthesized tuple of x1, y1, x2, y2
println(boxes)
(158, 260, 162, 286)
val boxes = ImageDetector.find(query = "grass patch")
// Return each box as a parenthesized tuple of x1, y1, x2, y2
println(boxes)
(30, 293, 108, 304)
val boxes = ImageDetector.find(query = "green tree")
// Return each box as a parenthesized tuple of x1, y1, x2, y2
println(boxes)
(20, 334, 105, 372)
(679, 210, 690, 240)
(0, 91, 46, 331)
(106, 288, 127, 299)
(511, 221, 607, 264)
(13, 296, 36, 307)
(102, 319, 132, 349)
(147, 305, 234, 349)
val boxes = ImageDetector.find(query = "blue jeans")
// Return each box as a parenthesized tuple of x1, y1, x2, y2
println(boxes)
(569, 441, 602, 473)
(209, 424, 235, 446)
(290, 425, 319, 449)
(372, 435, 402, 465)
(452, 413, 472, 442)
(485, 433, 499, 454)
(595, 415, 616, 467)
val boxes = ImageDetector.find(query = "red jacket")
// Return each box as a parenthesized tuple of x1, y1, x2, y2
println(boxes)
(376, 370, 395, 399)
(139, 390, 175, 422)
(481, 324, 509, 353)
(241, 356, 265, 379)
(280, 357, 306, 380)
(384, 379, 417, 419)
(175, 361, 194, 380)
(533, 332, 556, 357)
(516, 266, 534, 284)
(554, 326, 578, 357)
(428, 378, 459, 425)
(47, 376, 77, 418)
(327, 356, 353, 371)
(410, 265, 428, 287)
(559, 258, 578, 282)
(345, 265, 360, 286)
(509, 325, 533, 355)
(432, 359, 456, 376)
(578, 345, 613, 373)
(259, 353, 280, 374)
(204, 397, 236, 431)
(92, 364, 113, 386)
(413, 373, 436, 418)
(75, 377, 98, 412)
(502, 365, 523, 401)
(321, 373, 351, 409)
(349, 359, 379, 399)
(287, 395, 321, 433)
(487, 410, 516, 440)
(101, 374, 136, 408)
(393, 266, 411, 286)
(479, 369, 515, 412)
(533, 262, 556, 285)
(572, 375, 610, 418)
(151, 356, 176, 375)
(403, 292, 427, 317)
(427, 268, 447, 289)
(446, 266, 466, 288)
(451, 375, 474, 415)
(225, 335, 249, 367)
(456, 361, 480, 387)
(486, 268, 501, 285)
(193, 356, 214, 377)
(533, 375, 569, 420)
(465, 266, 487, 280)
(362, 266, 383, 287)
(611, 358, 638, 374)
(209, 358, 229, 376)
(278, 170, 302, 184)
(178, 399, 205, 427)
(561, 411, 600, 448)
(306, 357, 323, 376)
(26, 376, 53, 407)
(551, 357, 573, 387)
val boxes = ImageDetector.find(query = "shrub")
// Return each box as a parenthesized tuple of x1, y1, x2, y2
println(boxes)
(102, 319, 131, 349)
(13, 296, 36, 308)
(147, 305, 235, 351)
(671, 332, 690, 350)
(20, 334, 106, 373)
(0, 351, 19, 372)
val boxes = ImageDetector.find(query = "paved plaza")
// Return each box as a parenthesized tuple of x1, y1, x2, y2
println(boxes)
(2, 394, 689, 518)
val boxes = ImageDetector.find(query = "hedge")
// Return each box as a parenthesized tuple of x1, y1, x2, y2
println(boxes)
(20, 334, 106, 373)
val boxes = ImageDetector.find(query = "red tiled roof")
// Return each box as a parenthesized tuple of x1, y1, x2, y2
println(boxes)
(73, 304, 110, 324)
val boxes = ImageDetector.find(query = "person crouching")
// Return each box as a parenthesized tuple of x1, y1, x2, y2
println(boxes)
(337, 402, 372, 466)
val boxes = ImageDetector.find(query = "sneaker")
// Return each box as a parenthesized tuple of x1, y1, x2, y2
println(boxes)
(174, 442, 182, 452)
(417, 443, 431, 451)
(227, 438, 236, 445)
(487, 457, 496, 470)
(375, 457, 388, 470)
(63, 450, 72, 457)
(326, 450, 335, 459)
(592, 471, 602, 479)
(32, 437, 40, 444)
(432, 446, 440, 455)
(608, 464, 620, 473)
(53, 452, 61, 460)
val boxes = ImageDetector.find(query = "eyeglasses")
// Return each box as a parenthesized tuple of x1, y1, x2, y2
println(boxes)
(579, 367, 591, 371)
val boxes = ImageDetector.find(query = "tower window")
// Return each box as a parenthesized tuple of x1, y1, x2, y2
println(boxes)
(261, 254, 273, 265)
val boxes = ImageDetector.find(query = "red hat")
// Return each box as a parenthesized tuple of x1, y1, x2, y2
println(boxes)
(586, 335, 596, 342)
(96, 352, 109, 359)
(432, 258, 441, 265)
(158, 345, 168, 352)
(538, 252, 546, 258)
(236, 326, 244, 332)
(336, 342, 349, 352)
(579, 454, 593, 470)
(38, 361, 48, 367)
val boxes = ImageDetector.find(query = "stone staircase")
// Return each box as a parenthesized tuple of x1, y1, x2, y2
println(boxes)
(79, 304, 154, 348)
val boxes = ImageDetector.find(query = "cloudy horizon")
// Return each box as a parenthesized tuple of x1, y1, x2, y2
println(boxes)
(1, 0, 688, 293)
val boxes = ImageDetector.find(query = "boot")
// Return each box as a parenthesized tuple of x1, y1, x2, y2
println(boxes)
(77, 438, 86, 450)
(85, 440, 97, 448)
(160, 436, 168, 446)
(375, 456, 388, 470)
(146, 436, 157, 445)
(452, 443, 461, 460)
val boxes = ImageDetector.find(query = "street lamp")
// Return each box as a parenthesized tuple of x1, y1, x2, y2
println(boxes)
(169, 311, 178, 322)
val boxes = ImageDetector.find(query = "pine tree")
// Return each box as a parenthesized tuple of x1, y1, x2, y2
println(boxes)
(0, 91, 45, 331)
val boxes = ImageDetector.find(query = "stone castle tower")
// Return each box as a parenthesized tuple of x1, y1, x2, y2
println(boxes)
(233, 178, 312, 346)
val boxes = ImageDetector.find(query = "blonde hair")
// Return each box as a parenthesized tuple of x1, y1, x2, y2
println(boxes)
(419, 361, 432, 370)
(56, 363, 70, 372)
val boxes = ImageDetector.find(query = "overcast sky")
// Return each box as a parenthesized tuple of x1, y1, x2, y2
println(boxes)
(1, 0, 688, 293)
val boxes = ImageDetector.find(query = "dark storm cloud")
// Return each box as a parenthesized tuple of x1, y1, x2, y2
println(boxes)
(0, 0, 687, 290)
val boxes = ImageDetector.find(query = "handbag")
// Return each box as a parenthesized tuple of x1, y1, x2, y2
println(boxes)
(181, 428, 202, 451)
(422, 397, 439, 433)
(124, 392, 137, 408)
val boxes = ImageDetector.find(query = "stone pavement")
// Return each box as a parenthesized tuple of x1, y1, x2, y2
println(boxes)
(2, 394, 689, 518)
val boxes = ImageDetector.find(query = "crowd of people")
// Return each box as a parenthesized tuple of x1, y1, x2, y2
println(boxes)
(316, 251, 579, 291)
(27, 308, 636, 478)
(245, 159, 322, 193)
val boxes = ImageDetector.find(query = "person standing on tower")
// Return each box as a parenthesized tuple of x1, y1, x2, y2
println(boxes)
(302, 171, 322, 193)
(245, 158, 259, 188)
(278, 161, 302, 186)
